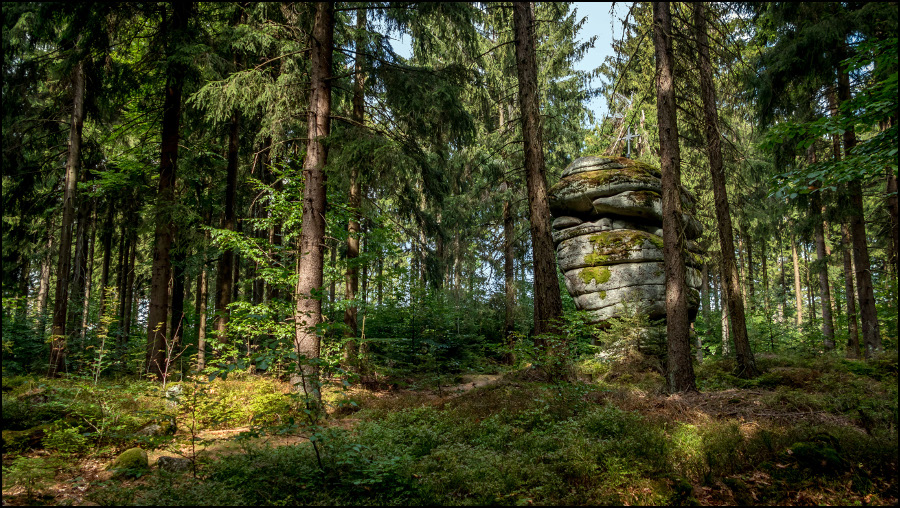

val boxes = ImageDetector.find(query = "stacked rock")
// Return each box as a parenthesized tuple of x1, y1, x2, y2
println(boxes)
(548, 156, 703, 328)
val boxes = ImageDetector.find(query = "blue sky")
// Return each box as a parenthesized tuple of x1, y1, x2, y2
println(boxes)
(389, 2, 622, 125)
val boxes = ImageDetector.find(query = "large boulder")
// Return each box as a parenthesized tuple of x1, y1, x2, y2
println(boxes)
(108, 447, 150, 478)
(549, 156, 703, 327)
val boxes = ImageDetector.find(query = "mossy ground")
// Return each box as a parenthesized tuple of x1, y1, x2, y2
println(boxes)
(2, 352, 897, 506)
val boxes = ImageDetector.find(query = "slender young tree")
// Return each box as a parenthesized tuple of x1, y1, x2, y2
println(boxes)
(512, 1, 562, 343)
(653, 1, 695, 392)
(294, 1, 334, 397)
(693, 2, 758, 377)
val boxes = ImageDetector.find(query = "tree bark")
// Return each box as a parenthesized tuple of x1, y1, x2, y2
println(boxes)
(654, 1, 695, 391)
(513, 1, 563, 344)
(693, 2, 756, 378)
(836, 49, 881, 357)
(147, 2, 191, 381)
(343, 8, 366, 369)
(214, 113, 240, 357)
(49, 58, 86, 377)
(293, 1, 334, 398)
(810, 192, 835, 348)
(841, 222, 861, 358)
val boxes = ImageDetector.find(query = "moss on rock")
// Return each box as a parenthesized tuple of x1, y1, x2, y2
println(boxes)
(2, 425, 50, 452)
(580, 266, 612, 285)
(109, 447, 149, 478)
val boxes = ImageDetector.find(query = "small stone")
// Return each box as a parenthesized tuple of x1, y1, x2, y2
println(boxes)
(157, 456, 192, 473)
(136, 419, 176, 437)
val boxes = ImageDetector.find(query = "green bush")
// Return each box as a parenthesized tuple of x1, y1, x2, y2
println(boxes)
(42, 421, 90, 454)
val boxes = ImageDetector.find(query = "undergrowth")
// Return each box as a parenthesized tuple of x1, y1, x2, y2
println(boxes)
(3, 350, 897, 505)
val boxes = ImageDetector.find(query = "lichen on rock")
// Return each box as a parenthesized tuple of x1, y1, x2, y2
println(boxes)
(549, 156, 703, 328)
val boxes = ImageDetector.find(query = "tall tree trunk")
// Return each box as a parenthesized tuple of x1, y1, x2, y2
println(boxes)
(293, 1, 334, 398)
(841, 222, 861, 358)
(214, 113, 240, 358)
(837, 50, 881, 357)
(654, 1, 695, 391)
(694, 2, 756, 378)
(513, 1, 562, 344)
(147, 2, 191, 381)
(791, 232, 803, 326)
(810, 192, 835, 349)
(343, 8, 366, 368)
(49, 58, 86, 377)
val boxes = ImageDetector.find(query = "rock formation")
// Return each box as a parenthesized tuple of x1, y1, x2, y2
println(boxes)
(549, 156, 703, 329)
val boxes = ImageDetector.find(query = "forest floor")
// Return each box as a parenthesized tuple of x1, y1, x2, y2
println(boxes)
(2, 352, 898, 506)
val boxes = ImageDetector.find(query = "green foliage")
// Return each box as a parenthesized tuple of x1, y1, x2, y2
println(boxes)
(766, 37, 899, 196)
(2, 456, 58, 502)
(42, 420, 90, 454)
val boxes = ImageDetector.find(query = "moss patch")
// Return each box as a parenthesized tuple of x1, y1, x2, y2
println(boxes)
(584, 252, 609, 266)
(109, 447, 149, 478)
(580, 266, 612, 285)
(648, 235, 664, 250)
(588, 231, 646, 252)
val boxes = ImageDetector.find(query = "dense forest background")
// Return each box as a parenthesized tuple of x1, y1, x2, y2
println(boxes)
(1, 2, 897, 505)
